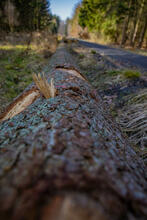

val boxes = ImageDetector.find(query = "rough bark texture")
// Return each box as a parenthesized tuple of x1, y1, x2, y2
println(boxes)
(120, 0, 132, 46)
(0, 43, 147, 220)
(137, 18, 147, 48)
(132, 0, 146, 47)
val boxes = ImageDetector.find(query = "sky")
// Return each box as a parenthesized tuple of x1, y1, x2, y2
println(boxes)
(50, 0, 81, 21)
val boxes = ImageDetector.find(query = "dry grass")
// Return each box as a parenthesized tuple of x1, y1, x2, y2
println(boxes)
(32, 32, 57, 54)
(32, 73, 56, 99)
(118, 89, 147, 149)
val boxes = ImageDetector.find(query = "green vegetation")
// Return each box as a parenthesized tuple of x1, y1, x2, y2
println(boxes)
(72, 45, 143, 92)
(125, 48, 147, 56)
(128, 88, 147, 104)
(91, 50, 96, 54)
(119, 89, 147, 150)
(66, 3, 82, 38)
(107, 69, 141, 79)
(106, 70, 121, 76)
(0, 0, 59, 112)
(0, 0, 60, 33)
(68, 0, 147, 48)
(71, 45, 146, 158)
(79, 53, 85, 59)
(0, 44, 50, 111)
(123, 70, 141, 79)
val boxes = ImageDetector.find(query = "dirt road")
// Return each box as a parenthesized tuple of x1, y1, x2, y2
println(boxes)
(79, 40, 147, 72)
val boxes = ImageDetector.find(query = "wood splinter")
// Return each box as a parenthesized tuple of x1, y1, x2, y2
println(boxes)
(32, 73, 57, 99)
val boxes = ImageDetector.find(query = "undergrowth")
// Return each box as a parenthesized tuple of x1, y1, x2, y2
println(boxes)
(71, 43, 146, 163)
(107, 69, 141, 79)
(123, 70, 141, 79)
(118, 88, 147, 152)
(0, 43, 53, 113)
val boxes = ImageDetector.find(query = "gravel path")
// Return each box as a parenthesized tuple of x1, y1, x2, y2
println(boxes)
(79, 40, 147, 72)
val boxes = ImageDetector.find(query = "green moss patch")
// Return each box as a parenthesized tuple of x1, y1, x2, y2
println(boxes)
(91, 49, 96, 54)
(123, 69, 141, 79)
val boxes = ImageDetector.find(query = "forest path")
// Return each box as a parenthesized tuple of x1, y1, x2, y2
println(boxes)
(78, 40, 147, 72)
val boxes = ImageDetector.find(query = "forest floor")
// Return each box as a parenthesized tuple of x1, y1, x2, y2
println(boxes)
(67, 40, 147, 164)
(0, 33, 57, 114)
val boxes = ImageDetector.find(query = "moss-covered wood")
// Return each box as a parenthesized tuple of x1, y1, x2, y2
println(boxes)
(0, 44, 146, 220)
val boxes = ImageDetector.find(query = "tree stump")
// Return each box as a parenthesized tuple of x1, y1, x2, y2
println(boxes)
(0, 44, 146, 220)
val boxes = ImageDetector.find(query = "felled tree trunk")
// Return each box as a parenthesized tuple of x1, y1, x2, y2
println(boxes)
(0, 44, 146, 220)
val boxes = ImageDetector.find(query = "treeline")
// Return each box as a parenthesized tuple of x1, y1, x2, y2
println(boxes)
(0, 0, 60, 33)
(68, 0, 147, 48)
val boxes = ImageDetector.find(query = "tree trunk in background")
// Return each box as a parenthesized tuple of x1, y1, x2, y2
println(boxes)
(120, 0, 132, 46)
(129, 9, 138, 47)
(132, 0, 146, 47)
(120, 16, 130, 46)
(137, 18, 147, 48)
(0, 44, 146, 220)
(5, 0, 15, 32)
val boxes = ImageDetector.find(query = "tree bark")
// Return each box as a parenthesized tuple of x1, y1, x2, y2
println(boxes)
(132, 0, 146, 47)
(137, 17, 147, 48)
(120, 0, 132, 46)
(0, 44, 146, 220)
(129, 11, 138, 47)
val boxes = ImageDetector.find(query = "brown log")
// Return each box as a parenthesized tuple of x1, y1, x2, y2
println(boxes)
(0, 43, 146, 220)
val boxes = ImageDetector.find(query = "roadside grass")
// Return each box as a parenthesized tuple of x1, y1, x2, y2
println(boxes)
(118, 88, 147, 151)
(0, 44, 51, 113)
(80, 31, 147, 56)
(70, 43, 147, 162)
(123, 69, 141, 79)
(107, 69, 141, 78)
(88, 34, 147, 56)
(89, 69, 142, 90)
(91, 49, 96, 54)
(106, 70, 121, 76)
(73, 45, 142, 90)
(110, 46, 147, 57)
(125, 48, 147, 56)
(79, 53, 85, 59)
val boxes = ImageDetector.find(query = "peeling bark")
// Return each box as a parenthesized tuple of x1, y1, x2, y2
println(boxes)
(0, 44, 146, 220)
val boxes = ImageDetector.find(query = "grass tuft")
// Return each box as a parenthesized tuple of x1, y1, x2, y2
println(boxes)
(123, 70, 141, 79)
(91, 49, 96, 54)
(79, 54, 85, 59)
(118, 89, 147, 149)
(107, 70, 121, 76)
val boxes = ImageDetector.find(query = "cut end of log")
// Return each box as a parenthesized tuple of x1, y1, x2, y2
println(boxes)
(0, 88, 40, 122)
(42, 194, 108, 220)
(55, 66, 87, 81)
